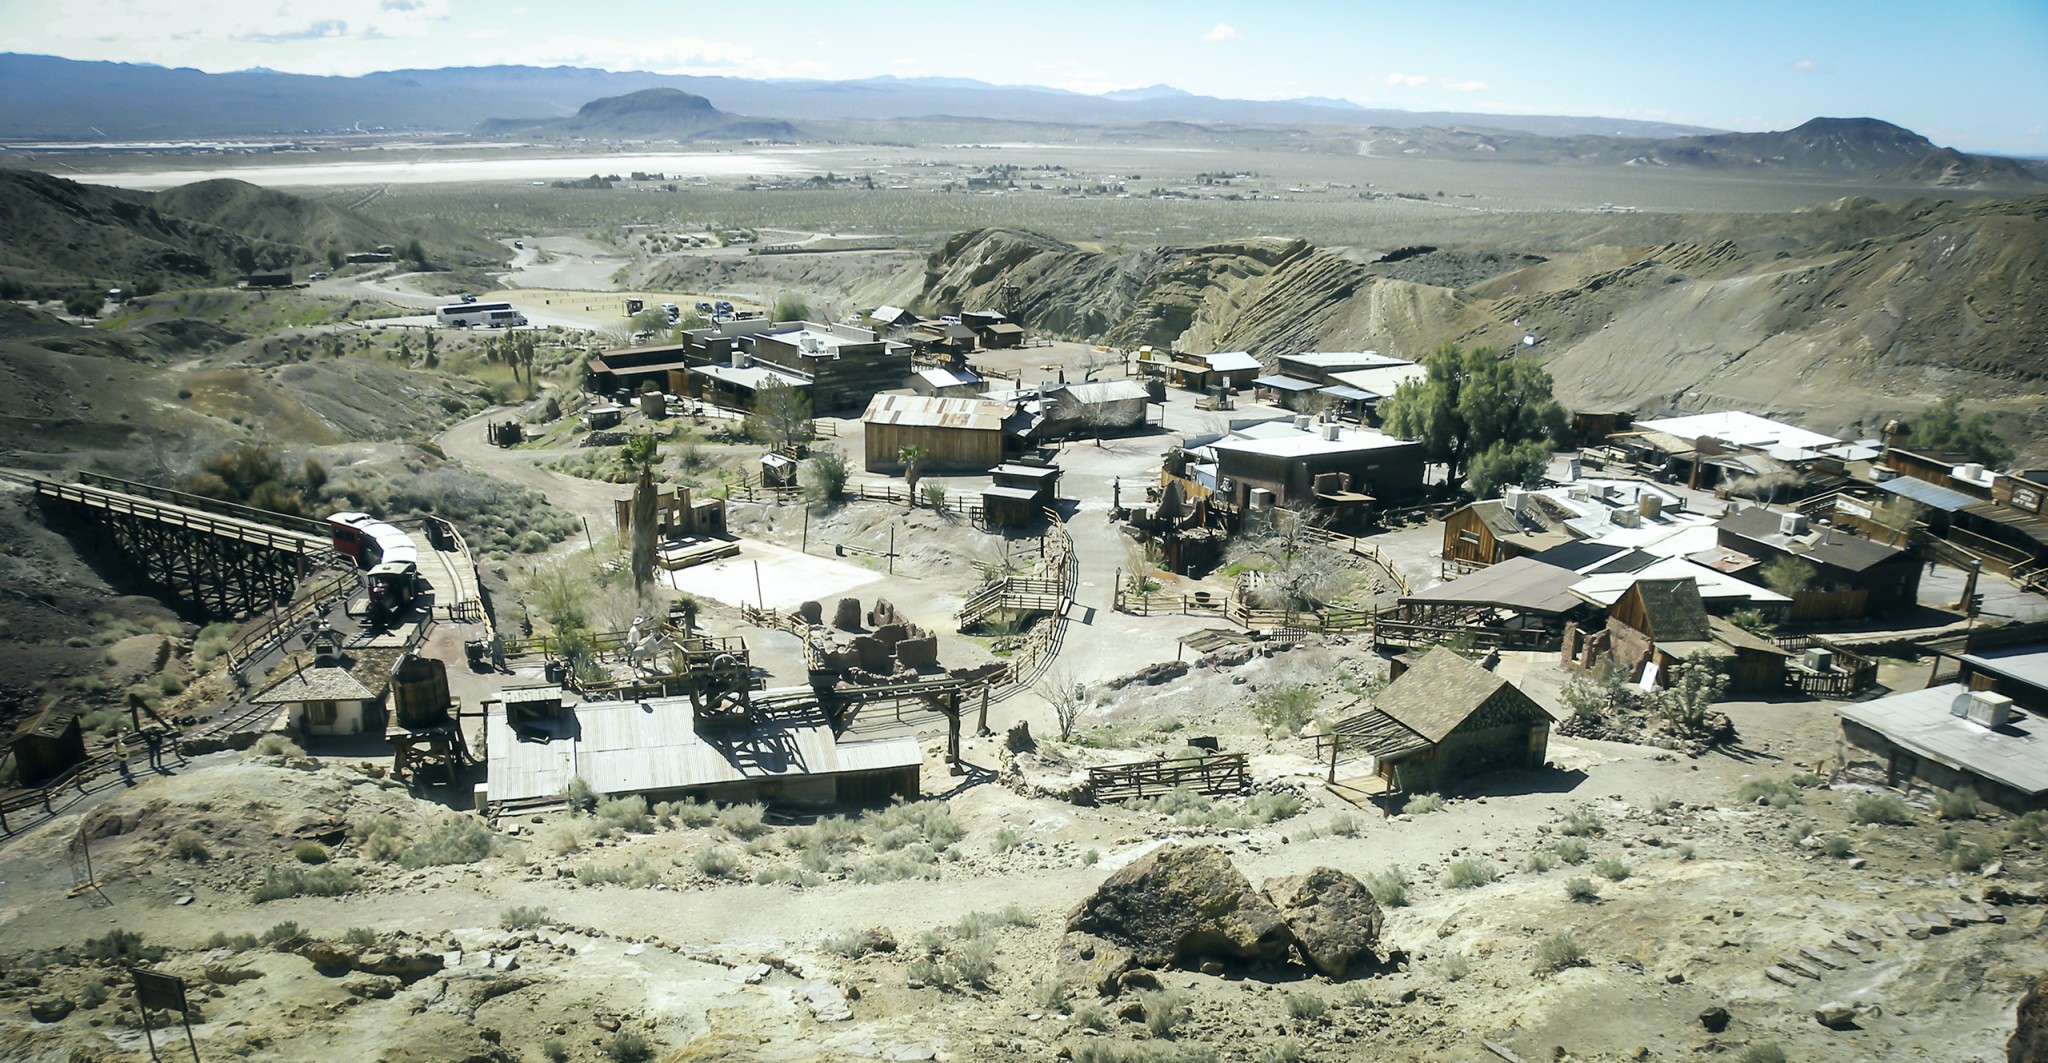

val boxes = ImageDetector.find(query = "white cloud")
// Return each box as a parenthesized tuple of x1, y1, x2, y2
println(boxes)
(1442, 79, 1487, 92)
(1385, 73, 1428, 87)
(1201, 23, 1239, 43)
(15, 0, 451, 71)
(487, 34, 827, 79)
(1793, 58, 1819, 71)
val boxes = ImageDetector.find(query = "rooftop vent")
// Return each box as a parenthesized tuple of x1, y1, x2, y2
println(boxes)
(1293, 415, 1312, 431)
(1320, 423, 1341, 442)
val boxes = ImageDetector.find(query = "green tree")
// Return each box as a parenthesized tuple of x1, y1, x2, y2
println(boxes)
(620, 432, 661, 473)
(1380, 344, 1568, 496)
(326, 247, 345, 270)
(772, 293, 811, 322)
(1760, 554, 1818, 597)
(1901, 396, 2013, 469)
(801, 446, 850, 503)
(746, 382, 814, 452)
(403, 238, 428, 270)
(629, 308, 673, 337)
(63, 290, 104, 317)
(898, 444, 929, 503)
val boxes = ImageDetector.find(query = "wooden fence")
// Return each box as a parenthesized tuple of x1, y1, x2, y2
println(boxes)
(1088, 752, 1251, 802)
(221, 568, 357, 676)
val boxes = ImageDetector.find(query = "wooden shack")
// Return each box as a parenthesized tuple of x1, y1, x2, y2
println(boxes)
(10, 707, 86, 786)
(1324, 647, 1553, 796)
(861, 394, 1008, 472)
(982, 462, 1061, 526)
(1604, 577, 1787, 694)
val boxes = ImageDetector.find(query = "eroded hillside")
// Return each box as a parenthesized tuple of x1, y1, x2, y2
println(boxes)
(920, 196, 2048, 459)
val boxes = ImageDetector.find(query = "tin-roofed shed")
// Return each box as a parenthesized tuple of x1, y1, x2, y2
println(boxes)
(861, 394, 1009, 472)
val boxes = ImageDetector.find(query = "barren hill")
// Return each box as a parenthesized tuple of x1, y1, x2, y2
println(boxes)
(920, 197, 2048, 459)
(0, 171, 499, 292)
(479, 87, 798, 140)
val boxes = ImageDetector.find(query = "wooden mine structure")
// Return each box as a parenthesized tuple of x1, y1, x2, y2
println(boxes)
(33, 474, 336, 619)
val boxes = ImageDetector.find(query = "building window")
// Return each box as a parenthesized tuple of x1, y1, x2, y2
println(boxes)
(306, 701, 338, 726)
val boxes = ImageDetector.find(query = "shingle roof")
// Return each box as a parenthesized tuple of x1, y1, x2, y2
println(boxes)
(1629, 577, 1711, 642)
(252, 663, 375, 704)
(1331, 647, 1545, 759)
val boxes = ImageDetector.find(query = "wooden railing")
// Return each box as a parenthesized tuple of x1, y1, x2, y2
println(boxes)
(1372, 620, 1559, 652)
(76, 471, 330, 536)
(1089, 753, 1250, 802)
(1113, 588, 1232, 617)
(221, 569, 357, 677)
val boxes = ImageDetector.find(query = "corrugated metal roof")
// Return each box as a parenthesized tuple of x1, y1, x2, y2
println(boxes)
(862, 394, 1007, 432)
(1252, 375, 1322, 391)
(1636, 411, 1840, 452)
(1330, 364, 1426, 398)
(1199, 351, 1263, 372)
(1877, 476, 1980, 512)
(1961, 644, 2048, 692)
(1403, 556, 1586, 616)
(1838, 684, 2048, 795)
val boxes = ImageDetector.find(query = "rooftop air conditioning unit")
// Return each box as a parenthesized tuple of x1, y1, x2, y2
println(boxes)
(1958, 463, 1986, 481)
(1503, 486, 1528, 514)
(1779, 512, 1809, 537)
(1801, 648, 1834, 673)
(1569, 487, 1591, 501)
(730, 351, 750, 369)
(1293, 415, 1312, 431)
(1247, 487, 1275, 511)
(1320, 423, 1341, 442)
(1951, 690, 2014, 728)
(1609, 508, 1641, 528)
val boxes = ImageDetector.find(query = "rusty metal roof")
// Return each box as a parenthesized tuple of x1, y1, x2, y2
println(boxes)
(862, 394, 1007, 432)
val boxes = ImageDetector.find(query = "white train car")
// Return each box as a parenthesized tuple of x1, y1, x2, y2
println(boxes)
(327, 512, 419, 569)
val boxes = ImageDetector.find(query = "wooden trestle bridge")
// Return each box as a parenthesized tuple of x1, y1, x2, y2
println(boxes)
(31, 473, 340, 619)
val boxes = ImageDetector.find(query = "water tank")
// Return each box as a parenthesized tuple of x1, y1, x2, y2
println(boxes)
(1639, 494, 1664, 519)
(1779, 512, 1809, 537)
(1802, 648, 1834, 673)
(391, 655, 451, 730)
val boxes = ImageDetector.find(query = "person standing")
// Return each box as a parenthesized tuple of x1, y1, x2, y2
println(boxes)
(143, 727, 165, 772)
(114, 730, 133, 785)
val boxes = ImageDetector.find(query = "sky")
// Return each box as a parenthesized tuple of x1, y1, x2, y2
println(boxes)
(4, 0, 2046, 153)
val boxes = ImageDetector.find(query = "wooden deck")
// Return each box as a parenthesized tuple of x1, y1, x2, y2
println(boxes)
(35, 479, 330, 555)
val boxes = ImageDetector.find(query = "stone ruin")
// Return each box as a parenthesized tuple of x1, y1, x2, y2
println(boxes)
(804, 597, 944, 684)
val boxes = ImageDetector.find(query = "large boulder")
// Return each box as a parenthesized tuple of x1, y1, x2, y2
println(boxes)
(1263, 868, 1383, 977)
(2013, 974, 2048, 1062)
(1065, 844, 1292, 970)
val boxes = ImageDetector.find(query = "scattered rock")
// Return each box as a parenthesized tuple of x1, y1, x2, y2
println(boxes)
(729, 963, 772, 985)
(346, 974, 402, 1000)
(2011, 973, 2048, 1062)
(1814, 1002, 1857, 1029)
(1056, 934, 1136, 998)
(1699, 1006, 1730, 1033)
(204, 964, 262, 986)
(1263, 867, 1384, 978)
(798, 978, 853, 1022)
(299, 941, 362, 972)
(1064, 844, 1291, 974)
(28, 996, 74, 1023)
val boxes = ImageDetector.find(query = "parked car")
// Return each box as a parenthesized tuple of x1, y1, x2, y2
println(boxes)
(458, 293, 478, 303)
(308, 271, 328, 281)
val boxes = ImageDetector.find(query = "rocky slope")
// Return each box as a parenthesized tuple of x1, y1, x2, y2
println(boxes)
(919, 195, 2048, 458)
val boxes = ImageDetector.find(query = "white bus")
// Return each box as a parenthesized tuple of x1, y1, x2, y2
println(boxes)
(436, 301, 526, 328)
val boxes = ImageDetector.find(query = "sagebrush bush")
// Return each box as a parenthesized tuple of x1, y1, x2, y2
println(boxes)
(501, 906, 552, 930)
(1851, 794, 1915, 826)
(594, 794, 652, 835)
(1534, 933, 1585, 973)
(1823, 835, 1855, 859)
(1735, 777, 1805, 808)
(1952, 841, 1995, 872)
(82, 929, 163, 962)
(716, 802, 768, 839)
(1592, 857, 1630, 882)
(694, 845, 740, 877)
(1559, 809, 1605, 837)
(1564, 877, 1600, 902)
(1283, 991, 1326, 1020)
(251, 865, 358, 903)
(1935, 787, 1981, 821)
(1444, 858, 1496, 889)
(1403, 793, 1445, 815)
(249, 733, 304, 759)
(1364, 867, 1409, 907)
(292, 841, 329, 864)
(261, 920, 306, 950)
(1524, 851, 1554, 873)
(400, 816, 497, 868)
(1143, 989, 1192, 1037)
(168, 829, 211, 862)
(1552, 837, 1590, 864)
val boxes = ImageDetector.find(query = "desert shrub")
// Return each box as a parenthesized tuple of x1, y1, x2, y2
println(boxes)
(261, 921, 307, 950)
(1735, 777, 1805, 809)
(1364, 867, 1409, 907)
(801, 446, 850, 502)
(543, 1039, 571, 1063)
(951, 905, 1034, 939)
(1143, 989, 1192, 1037)
(348, 814, 409, 862)
(1032, 976, 1073, 1013)
(205, 931, 260, 951)
(168, 829, 212, 862)
(1650, 794, 1676, 814)
(594, 795, 653, 835)
(1822, 835, 1855, 859)
(605, 1031, 655, 1063)
(82, 929, 163, 963)
(693, 845, 740, 877)
(1431, 952, 1472, 981)
(576, 859, 661, 888)
(251, 865, 358, 903)
(952, 940, 998, 987)
(1257, 1041, 1305, 1063)
(502, 906, 552, 930)
(1534, 933, 1585, 973)
(1559, 809, 1606, 837)
(1073, 1003, 1110, 1030)
(1851, 794, 1915, 826)
(1326, 813, 1361, 837)
(657, 798, 717, 829)
(1952, 841, 1995, 872)
(2010, 812, 2048, 844)
(292, 841, 329, 864)
(342, 927, 378, 946)
(1403, 793, 1445, 815)
(1786, 821, 1815, 845)
(1444, 858, 1497, 889)
(1936, 787, 1981, 821)
(562, 776, 597, 814)
(544, 820, 592, 856)
(1524, 851, 1555, 874)
(1283, 990, 1327, 1020)
(401, 816, 497, 868)
(1252, 685, 1318, 737)
(1677, 843, 1697, 861)
(1082, 848, 1101, 866)
(716, 802, 768, 839)
(1552, 837, 1590, 864)
(865, 798, 964, 850)
(992, 827, 1023, 854)
(1592, 857, 1630, 882)
(249, 733, 304, 758)
(906, 957, 955, 989)
(1564, 877, 1600, 903)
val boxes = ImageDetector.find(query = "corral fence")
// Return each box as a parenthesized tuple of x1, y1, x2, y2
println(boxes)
(1088, 752, 1251, 803)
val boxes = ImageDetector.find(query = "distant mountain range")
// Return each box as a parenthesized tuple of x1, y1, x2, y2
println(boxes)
(478, 88, 797, 141)
(0, 52, 1716, 140)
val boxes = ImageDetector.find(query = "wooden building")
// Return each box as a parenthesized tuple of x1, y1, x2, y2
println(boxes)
(747, 323, 911, 412)
(982, 462, 1061, 527)
(1716, 506, 1922, 619)
(1441, 497, 1571, 569)
(1324, 648, 1553, 796)
(587, 343, 694, 395)
(1207, 422, 1425, 514)
(10, 707, 86, 786)
(1598, 577, 1788, 694)
(861, 394, 1009, 472)
(1956, 642, 2048, 715)
(250, 657, 380, 737)
(1837, 684, 2048, 813)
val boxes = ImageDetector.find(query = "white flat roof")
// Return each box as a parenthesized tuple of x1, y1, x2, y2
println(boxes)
(1328, 363, 1427, 398)
(1838, 684, 2048, 795)
(1210, 425, 1413, 458)
(1570, 556, 1791, 608)
(1635, 411, 1841, 452)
